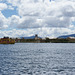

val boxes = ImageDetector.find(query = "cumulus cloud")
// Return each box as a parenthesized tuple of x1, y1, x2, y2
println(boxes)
(7, 0, 21, 6)
(8, 15, 20, 28)
(0, 11, 8, 29)
(0, 0, 75, 37)
(0, 27, 75, 38)
(0, 3, 7, 10)
(6, 0, 75, 28)
(8, 5, 14, 10)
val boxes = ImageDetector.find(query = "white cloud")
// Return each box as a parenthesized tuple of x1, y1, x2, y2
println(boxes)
(0, 27, 75, 38)
(8, 15, 20, 28)
(8, 5, 14, 10)
(6, 0, 75, 28)
(0, 11, 8, 29)
(0, 0, 75, 37)
(0, 0, 3, 1)
(55, 0, 75, 2)
(7, 0, 21, 6)
(0, 3, 7, 10)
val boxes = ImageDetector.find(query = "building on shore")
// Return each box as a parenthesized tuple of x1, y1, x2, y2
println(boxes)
(34, 34, 42, 43)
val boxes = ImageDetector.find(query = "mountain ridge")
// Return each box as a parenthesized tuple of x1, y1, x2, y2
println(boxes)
(58, 34, 75, 39)
(20, 35, 41, 39)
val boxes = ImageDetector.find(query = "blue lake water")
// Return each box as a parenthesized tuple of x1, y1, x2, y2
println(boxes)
(0, 43, 75, 75)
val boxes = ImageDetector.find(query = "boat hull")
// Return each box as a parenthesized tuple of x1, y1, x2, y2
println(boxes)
(0, 37, 15, 44)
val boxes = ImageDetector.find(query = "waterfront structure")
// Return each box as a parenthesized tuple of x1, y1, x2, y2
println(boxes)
(35, 34, 41, 40)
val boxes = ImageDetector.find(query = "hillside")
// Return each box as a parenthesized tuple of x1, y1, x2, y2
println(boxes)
(20, 35, 41, 39)
(58, 34, 75, 39)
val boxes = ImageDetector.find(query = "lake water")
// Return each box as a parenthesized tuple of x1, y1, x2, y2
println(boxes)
(0, 43, 75, 75)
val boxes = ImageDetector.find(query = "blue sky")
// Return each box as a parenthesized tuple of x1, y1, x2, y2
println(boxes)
(0, 0, 75, 38)
(2, 7, 18, 18)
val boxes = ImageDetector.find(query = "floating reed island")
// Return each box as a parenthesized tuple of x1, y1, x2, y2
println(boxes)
(0, 37, 15, 44)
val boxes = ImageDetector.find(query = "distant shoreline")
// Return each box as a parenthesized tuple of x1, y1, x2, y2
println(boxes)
(15, 38, 75, 43)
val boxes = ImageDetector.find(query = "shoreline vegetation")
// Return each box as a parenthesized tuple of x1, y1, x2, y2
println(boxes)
(15, 37, 75, 43)
(1, 34, 75, 44)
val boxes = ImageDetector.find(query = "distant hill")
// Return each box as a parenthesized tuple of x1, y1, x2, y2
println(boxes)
(20, 35, 41, 39)
(58, 34, 75, 39)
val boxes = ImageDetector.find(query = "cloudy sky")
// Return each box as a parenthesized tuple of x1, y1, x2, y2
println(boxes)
(0, 0, 75, 38)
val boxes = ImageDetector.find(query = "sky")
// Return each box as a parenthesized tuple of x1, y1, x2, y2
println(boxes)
(0, 0, 75, 38)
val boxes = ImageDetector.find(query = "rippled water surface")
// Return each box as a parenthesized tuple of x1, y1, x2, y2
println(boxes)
(0, 43, 75, 75)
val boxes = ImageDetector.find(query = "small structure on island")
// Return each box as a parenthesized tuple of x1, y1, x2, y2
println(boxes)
(35, 34, 38, 40)
(34, 34, 42, 43)
(35, 34, 41, 40)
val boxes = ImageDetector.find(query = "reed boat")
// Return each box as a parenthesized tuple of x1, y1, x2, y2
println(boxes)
(0, 37, 15, 44)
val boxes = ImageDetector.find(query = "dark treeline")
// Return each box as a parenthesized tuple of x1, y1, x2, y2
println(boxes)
(15, 37, 75, 43)
(45, 38, 75, 43)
